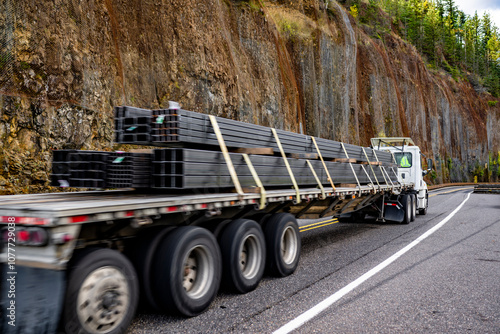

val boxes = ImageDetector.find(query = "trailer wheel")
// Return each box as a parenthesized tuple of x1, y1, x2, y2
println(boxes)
(219, 219, 266, 293)
(151, 226, 221, 316)
(264, 213, 301, 277)
(63, 248, 139, 334)
(128, 227, 174, 311)
(401, 194, 411, 225)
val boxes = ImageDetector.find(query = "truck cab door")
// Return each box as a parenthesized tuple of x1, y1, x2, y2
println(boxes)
(395, 152, 414, 185)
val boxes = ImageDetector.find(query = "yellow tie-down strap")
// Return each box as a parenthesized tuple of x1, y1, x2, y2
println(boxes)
(360, 164, 375, 191)
(312, 137, 336, 191)
(362, 147, 380, 190)
(242, 153, 267, 210)
(340, 142, 362, 196)
(382, 166, 395, 190)
(372, 149, 390, 187)
(209, 115, 244, 198)
(306, 160, 326, 200)
(271, 128, 301, 204)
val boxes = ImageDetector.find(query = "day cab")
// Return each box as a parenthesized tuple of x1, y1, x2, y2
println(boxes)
(371, 137, 431, 215)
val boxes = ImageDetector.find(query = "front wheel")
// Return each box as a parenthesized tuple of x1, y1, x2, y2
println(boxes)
(264, 213, 301, 277)
(151, 226, 221, 317)
(419, 191, 428, 215)
(63, 248, 139, 334)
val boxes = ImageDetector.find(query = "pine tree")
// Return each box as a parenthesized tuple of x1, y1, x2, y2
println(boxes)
(344, 0, 500, 96)
(482, 13, 493, 75)
(423, 2, 441, 65)
(470, 12, 481, 75)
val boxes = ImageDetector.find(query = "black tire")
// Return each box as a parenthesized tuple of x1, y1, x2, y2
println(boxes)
(401, 194, 411, 225)
(264, 213, 301, 277)
(63, 248, 139, 334)
(419, 192, 428, 215)
(410, 194, 416, 222)
(250, 213, 272, 225)
(219, 219, 266, 293)
(127, 227, 174, 311)
(151, 226, 221, 317)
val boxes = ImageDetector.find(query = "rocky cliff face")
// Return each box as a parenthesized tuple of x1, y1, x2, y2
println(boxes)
(0, 0, 499, 194)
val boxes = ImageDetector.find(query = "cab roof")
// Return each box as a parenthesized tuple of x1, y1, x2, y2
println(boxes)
(371, 137, 415, 148)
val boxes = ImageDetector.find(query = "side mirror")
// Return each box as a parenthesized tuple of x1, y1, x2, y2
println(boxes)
(427, 158, 433, 170)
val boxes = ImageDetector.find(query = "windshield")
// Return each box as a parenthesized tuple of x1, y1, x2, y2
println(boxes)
(394, 152, 412, 168)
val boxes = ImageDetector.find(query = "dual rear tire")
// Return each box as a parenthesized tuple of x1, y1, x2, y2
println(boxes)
(264, 213, 301, 277)
(218, 214, 302, 291)
(401, 194, 412, 224)
(401, 193, 419, 224)
(151, 227, 222, 317)
(63, 214, 302, 332)
(410, 194, 416, 222)
(219, 219, 266, 293)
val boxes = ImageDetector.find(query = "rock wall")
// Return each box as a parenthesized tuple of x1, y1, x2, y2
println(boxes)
(0, 0, 498, 194)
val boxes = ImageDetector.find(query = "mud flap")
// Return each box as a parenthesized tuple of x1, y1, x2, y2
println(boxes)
(384, 203, 404, 223)
(1, 265, 65, 334)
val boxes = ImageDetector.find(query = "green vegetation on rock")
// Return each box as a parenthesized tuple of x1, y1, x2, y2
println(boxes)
(341, 0, 500, 97)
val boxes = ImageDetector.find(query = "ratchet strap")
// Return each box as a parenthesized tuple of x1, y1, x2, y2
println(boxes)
(373, 149, 390, 187)
(312, 137, 336, 191)
(209, 115, 244, 198)
(306, 160, 326, 199)
(341, 142, 362, 195)
(242, 153, 266, 210)
(389, 152, 402, 186)
(390, 151, 398, 164)
(381, 166, 395, 190)
(390, 167, 400, 185)
(271, 128, 301, 204)
(360, 164, 375, 191)
(362, 147, 380, 189)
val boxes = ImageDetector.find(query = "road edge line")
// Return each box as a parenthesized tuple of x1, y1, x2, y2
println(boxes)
(273, 192, 472, 334)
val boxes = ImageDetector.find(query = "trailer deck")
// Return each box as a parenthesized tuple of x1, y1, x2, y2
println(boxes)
(0, 183, 405, 225)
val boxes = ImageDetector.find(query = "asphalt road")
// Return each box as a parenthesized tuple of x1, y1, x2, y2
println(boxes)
(128, 186, 500, 333)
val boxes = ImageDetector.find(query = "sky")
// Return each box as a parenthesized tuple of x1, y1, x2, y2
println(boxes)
(454, 0, 500, 29)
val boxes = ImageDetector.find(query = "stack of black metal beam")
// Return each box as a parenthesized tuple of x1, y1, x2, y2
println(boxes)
(51, 105, 400, 190)
(51, 150, 154, 189)
(114, 106, 396, 165)
(114, 106, 153, 144)
(51, 150, 77, 187)
(363, 147, 395, 165)
(51, 150, 109, 188)
(107, 152, 152, 188)
(151, 148, 397, 190)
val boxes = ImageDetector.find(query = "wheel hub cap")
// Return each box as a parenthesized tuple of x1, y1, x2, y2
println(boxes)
(77, 266, 129, 333)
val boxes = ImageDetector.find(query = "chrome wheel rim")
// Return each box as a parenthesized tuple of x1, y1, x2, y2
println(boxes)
(239, 234, 262, 279)
(77, 266, 130, 333)
(182, 245, 214, 299)
(281, 226, 298, 265)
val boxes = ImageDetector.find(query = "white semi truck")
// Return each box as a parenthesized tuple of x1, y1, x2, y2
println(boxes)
(371, 137, 430, 215)
(0, 133, 430, 334)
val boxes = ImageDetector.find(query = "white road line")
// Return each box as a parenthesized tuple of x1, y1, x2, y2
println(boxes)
(273, 192, 472, 334)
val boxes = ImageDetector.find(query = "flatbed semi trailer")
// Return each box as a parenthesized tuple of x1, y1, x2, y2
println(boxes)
(0, 180, 416, 334)
(0, 106, 428, 334)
